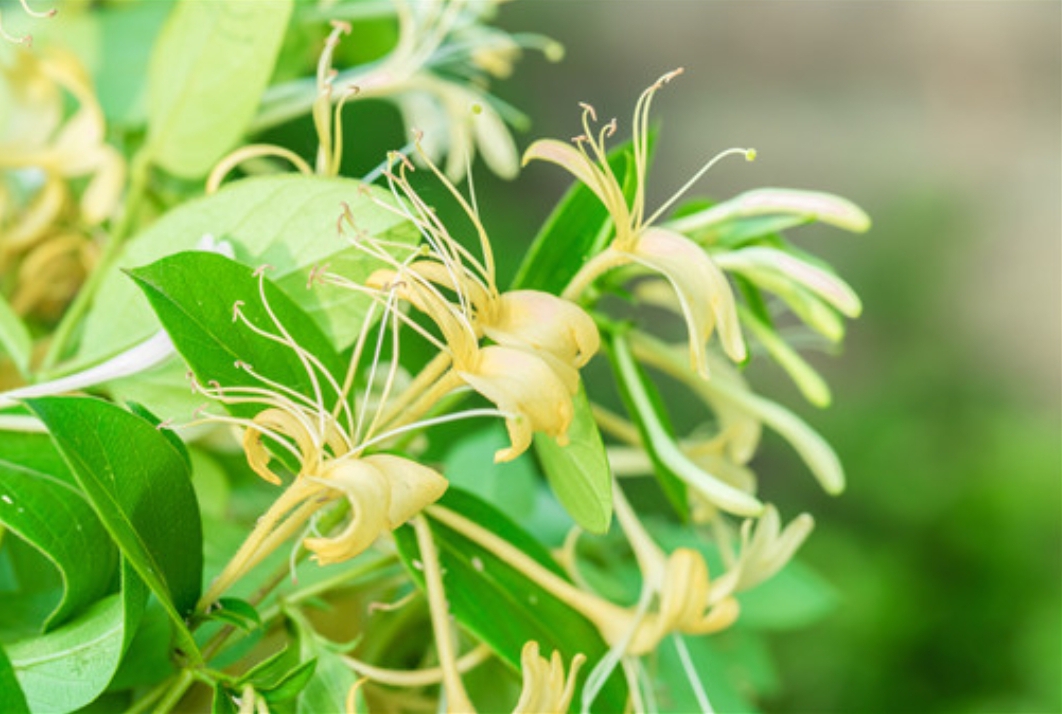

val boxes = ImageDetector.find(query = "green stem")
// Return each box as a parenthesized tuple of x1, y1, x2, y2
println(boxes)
(150, 669, 195, 714)
(41, 153, 151, 373)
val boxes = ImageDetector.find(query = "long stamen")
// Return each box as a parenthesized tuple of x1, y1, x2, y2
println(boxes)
(360, 293, 404, 445)
(353, 407, 508, 456)
(355, 288, 399, 444)
(179, 412, 305, 465)
(645, 147, 754, 227)
(411, 136, 497, 288)
(335, 299, 379, 433)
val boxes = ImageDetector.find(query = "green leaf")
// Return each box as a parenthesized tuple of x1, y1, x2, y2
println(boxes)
(260, 658, 317, 704)
(6, 562, 147, 714)
(128, 251, 345, 421)
(26, 397, 203, 662)
(444, 426, 538, 524)
(606, 329, 765, 518)
(513, 139, 642, 294)
(77, 175, 415, 368)
(288, 611, 360, 714)
(533, 386, 613, 534)
(394, 489, 628, 713)
(0, 295, 32, 379)
(145, 0, 294, 178)
(209, 598, 262, 633)
(0, 433, 118, 631)
(37, 0, 175, 126)
(0, 646, 29, 714)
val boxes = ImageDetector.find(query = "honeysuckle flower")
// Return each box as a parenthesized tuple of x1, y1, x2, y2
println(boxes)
(427, 501, 738, 661)
(321, 147, 598, 460)
(253, 0, 561, 181)
(523, 69, 751, 378)
(0, 47, 124, 224)
(1, 46, 124, 320)
(630, 329, 845, 495)
(512, 641, 585, 714)
(707, 504, 814, 603)
(664, 186, 871, 239)
(206, 20, 351, 193)
(192, 271, 454, 609)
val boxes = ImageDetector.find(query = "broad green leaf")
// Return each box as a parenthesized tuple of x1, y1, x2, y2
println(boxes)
(260, 658, 317, 704)
(34, 0, 174, 126)
(533, 386, 613, 534)
(394, 489, 628, 713)
(26, 397, 203, 662)
(145, 0, 294, 177)
(654, 630, 771, 714)
(107, 598, 175, 691)
(444, 425, 538, 524)
(291, 620, 360, 714)
(6, 562, 146, 714)
(210, 598, 262, 633)
(0, 646, 29, 714)
(513, 139, 643, 294)
(607, 329, 764, 518)
(0, 433, 117, 631)
(129, 251, 345, 420)
(77, 175, 415, 368)
(0, 295, 32, 379)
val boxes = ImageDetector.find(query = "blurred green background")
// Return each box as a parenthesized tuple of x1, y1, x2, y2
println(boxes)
(478, 2, 1060, 712)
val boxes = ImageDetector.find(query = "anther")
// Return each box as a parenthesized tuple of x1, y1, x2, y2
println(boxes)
(252, 264, 273, 277)
(578, 102, 597, 122)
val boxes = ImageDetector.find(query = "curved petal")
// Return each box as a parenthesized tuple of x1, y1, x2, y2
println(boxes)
(629, 227, 746, 375)
(522, 138, 610, 206)
(513, 641, 585, 714)
(243, 407, 320, 484)
(304, 459, 391, 565)
(457, 345, 573, 462)
(485, 290, 600, 370)
(363, 453, 448, 527)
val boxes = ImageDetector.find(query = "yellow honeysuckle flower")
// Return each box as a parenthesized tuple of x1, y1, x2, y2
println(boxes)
(512, 641, 586, 714)
(523, 69, 753, 378)
(0, 47, 124, 224)
(708, 503, 814, 603)
(191, 271, 450, 609)
(324, 146, 598, 461)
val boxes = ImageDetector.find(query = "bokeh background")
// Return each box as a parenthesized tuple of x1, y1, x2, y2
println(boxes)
(479, 2, 1060, 712)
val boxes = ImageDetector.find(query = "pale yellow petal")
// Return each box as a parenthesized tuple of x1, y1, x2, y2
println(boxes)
(304, 460, 391, 565)
(363, 453, 448, 528)
(629, 227, 746, 374)
(522, 139, 610, 207)
(485, 290, 600, 370)
(513, 641, 585, 714)
(457, 345, 573, 462)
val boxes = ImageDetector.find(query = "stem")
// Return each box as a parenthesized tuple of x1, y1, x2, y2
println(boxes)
(342, 644, 492, 687)
(41, 153, 151, 372)
(379, 369, 463, 434)
(198, 478, 320, 611)
(376, 351, 452, 428)
(151, 669, 195, 714)
(412, 515, 476, 713)
(560, 248, 629, 302)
